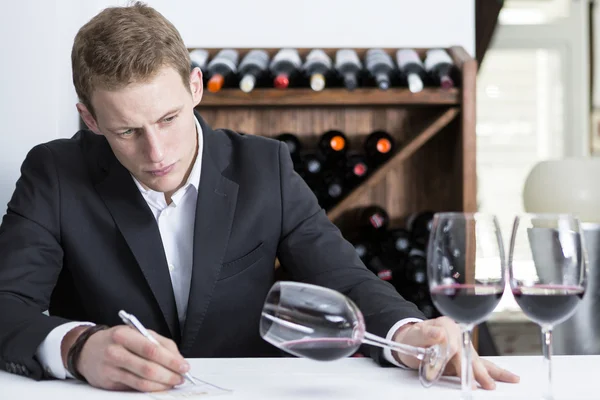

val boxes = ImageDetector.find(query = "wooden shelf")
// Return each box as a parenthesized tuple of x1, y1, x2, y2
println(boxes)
(200, 87, 459, 107)
(326, 107, 460, 221)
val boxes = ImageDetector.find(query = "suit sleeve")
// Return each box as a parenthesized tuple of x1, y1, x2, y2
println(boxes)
(0, 144, 73, 380)
(275, 142, 426, 365)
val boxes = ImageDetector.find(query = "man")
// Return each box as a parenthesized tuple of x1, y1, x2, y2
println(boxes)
(0, 2, 518, 393)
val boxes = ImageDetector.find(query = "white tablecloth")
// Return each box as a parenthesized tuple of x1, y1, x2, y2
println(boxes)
(1, 355, 598, 400)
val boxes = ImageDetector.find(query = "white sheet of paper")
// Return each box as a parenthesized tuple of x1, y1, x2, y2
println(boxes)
(146, 378, 232, 399)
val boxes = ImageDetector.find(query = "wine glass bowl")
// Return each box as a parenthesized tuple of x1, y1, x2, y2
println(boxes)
(508, 213, 587, 400)
(427, 212, 506, 399)
(260, 281, 450, 387)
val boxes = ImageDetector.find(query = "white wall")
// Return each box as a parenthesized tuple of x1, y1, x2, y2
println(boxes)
(0, 0, 474, 210)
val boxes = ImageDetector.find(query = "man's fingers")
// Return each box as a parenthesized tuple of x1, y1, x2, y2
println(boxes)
(481, 359, 521, 383)
(473, 356, 495, 390)
(110, 347, 184, 387)
(111, 327, 188, 374)
(117, 368, 176, 393)
(147, 330, 181, 355)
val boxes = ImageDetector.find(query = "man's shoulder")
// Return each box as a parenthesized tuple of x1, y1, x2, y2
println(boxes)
(41, 129, 106, 153)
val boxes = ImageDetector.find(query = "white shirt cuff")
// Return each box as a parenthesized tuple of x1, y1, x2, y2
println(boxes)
(382, 318, 424, 369)
(35, 321, 95, 379)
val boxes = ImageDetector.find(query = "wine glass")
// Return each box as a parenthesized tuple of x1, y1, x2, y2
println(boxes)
(508, 213, 587, 400)
(427, 212, 506, 399)
(259, 281, 450, 387)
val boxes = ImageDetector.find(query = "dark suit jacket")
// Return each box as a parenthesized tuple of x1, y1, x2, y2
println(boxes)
(0, 114, 425, 380)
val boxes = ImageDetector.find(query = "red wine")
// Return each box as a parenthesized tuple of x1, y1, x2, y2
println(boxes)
(303, 49, 333, 92)
(206, 49, 239, 93)
(365, 49, 395, 90)
(335, 49, 362, 91)
(238, 49, 270, 93)
(512, 285, 584, 326)
(270, 48, 302, 89)
(430, 284, 504, 325)
(396, 49, 426, 93)
(281, 338, 358, 361)
(424, 49, 455, 89)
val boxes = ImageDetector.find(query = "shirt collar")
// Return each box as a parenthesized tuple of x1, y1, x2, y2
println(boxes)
(131, 115, 203, 206)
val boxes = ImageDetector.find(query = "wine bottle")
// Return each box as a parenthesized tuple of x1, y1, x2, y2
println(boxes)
(406, 211, 435, 250)
(206, 49, 239, 93)
(303, 49, 333, 92)
(396, 49, 426, 93)
(351, 237, 376, 264)
(344, 152, 369, 189)
(300, 151, 324, 179)
(365, 49, 395, 90)
(404, 247, 427, 285)
(238, 50, 270, 93)
(367, 254, 394, 281)
(320, 170, 346, 210)
(364, 130, 395, 167)
(424, 49, 455, 89)
(335, 49, 362, 91)
(339, 205, 390, 237)
(269, 48, 302, 89)
(274, 133, 302, 163)
(189, 49, 209, 73)
(318, 130, 347, 163)
(385, 227, 412, 255)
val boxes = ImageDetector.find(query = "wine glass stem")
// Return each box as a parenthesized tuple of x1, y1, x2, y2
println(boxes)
(362, 331, 428, 359)
(460, 325, 474, 400)
(541, 326, 554, 400)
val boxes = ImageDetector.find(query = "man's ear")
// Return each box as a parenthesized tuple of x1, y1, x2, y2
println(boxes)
(190, 67, 203, 107)
(76, 103, 102, 135)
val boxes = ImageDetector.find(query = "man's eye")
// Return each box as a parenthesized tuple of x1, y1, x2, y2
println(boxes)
(163, 115, 177, 123)
(119, 129, 134, 136)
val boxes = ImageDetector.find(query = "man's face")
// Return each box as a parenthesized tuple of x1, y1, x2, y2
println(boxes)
(78, 66, 203, 198)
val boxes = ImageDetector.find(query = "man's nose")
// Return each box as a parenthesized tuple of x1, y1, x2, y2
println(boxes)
(145, 130, 165, 163)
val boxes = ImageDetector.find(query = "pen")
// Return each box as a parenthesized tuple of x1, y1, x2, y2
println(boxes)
(118, 310, 196, 386)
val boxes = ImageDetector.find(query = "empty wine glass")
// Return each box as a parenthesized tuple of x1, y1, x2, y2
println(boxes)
(259, 281, 450, 387)
(508, 213, 587, 400)
(427, 212, 506, 399)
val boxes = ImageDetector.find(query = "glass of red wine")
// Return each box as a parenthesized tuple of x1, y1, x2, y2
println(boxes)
(508, 213, 587, 400)
(259, 281, 451, 387)
(427, 212, 506, 399)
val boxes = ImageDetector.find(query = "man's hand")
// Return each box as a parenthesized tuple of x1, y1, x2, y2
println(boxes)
(392, 316, 520, 390)
(63, 326, 189, 392)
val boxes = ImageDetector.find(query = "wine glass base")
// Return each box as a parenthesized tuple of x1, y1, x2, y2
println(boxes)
(418, 339, 450, 388)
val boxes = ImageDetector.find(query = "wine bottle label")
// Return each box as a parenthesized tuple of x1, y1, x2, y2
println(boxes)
(365, 49, 394, 71)
(304, 49, 332, 69)
(189, 49, 209, 70)
(239, 49, 269, 71)
(396, 49, 424, 68)
(424, 49, 453, 71)
(271, 48, 302, 69)
(335, 49, 362, 69)
(369, 213, 386, 229)
(208, 49, 239, 73)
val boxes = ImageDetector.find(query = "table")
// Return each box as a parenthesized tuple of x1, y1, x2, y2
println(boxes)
(1, 356, 598, 399)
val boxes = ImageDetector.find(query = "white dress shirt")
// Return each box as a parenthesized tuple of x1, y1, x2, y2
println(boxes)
(35, 116, 419, 379)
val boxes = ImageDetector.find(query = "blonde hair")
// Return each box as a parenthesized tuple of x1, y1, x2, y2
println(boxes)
(71, 1, 191, 117)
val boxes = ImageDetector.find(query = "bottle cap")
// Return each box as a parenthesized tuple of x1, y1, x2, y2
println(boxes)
(274, 74, 289, 89)
(330, 136, 346, 151)
(207, 74, 224, 93)
(376, 138, 392, 154)
(240, 74, 257, 93)
(353, 162, 367, 177)
(310, 73, 326, 91)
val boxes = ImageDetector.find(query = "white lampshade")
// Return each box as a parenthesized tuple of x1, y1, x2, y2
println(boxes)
(523, 158, 600, 223)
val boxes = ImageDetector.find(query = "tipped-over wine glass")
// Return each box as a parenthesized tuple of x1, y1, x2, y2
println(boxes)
(508, 213, 587, 400)
(259, 281, 451, 387)
(427, 212, 506, 399)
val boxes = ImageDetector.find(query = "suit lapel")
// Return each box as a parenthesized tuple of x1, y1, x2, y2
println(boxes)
(95, 156, 181, 342)
(180, 119, 239, 354)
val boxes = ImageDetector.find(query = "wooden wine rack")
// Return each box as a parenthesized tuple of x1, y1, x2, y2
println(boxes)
(192, 46, 479, 348)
